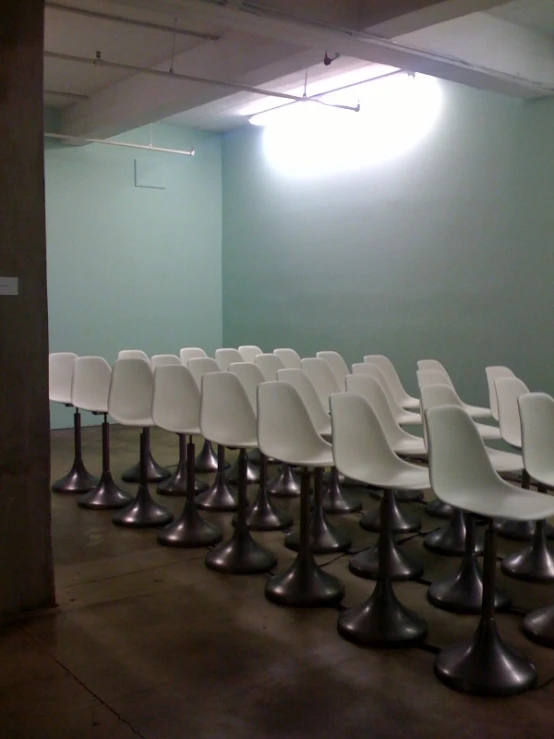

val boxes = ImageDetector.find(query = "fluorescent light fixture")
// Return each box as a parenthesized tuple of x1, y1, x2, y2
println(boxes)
(259, 73, 443, 178)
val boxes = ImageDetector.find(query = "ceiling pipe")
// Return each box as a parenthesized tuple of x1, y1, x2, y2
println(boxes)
(44, 131, 195, 156)
(46, 2, 219, 41)
(44, 50, 361, 111)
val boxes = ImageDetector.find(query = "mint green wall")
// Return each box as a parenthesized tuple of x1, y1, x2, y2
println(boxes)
(46, 123, 222, 428)
(222, 82, 554, 405)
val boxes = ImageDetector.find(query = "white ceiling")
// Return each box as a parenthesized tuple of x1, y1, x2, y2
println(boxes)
(43, 0, 554, 137)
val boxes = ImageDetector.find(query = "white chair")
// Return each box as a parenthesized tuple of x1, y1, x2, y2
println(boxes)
(151, 354, 181, 368)
(485, 366, 515, 421)
(187, 358, 236, 512)
(50, 352, 97, 494)
(517, 393, 554, 646)
(201, 372, 276, 574)
(499, 393, 554, 586)
(238, 345, 262, 363)
(117, 351, 170, 484)
(417, 368, 492, 420)
(179, 347, 207, 364)
(364, 354, 420, 410)
(255, 353, 285, 381)
(153, 365, 222, 548)
(331, 392, 428, 647)
(109, 359, 173, 528)
(418, 381, 499, 439)
(301, 357, 341, 410)
(276, 369, 353, 550)
(416, 359, 446, 372)
(352, 363, 421, 425)
(278, 368, 361, 514)
(426, 404, 554, 696)
(228, 362, 292, 531)
(71, 356, 131, 510)
(214, 348, 243, 371)
(316, 351, 350, 388)
(274, 348, 302, 369)
(258, 381, 344, 607)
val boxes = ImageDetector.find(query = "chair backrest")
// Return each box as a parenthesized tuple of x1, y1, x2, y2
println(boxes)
(274, 348, 302, 369)
(255, 353, 285, 381)
(71, 356, 111, 413)
(151, 354, 181, 368)
(229, 362, 265, 414)
(363, 354, 414, 406)
(49, 352, 77, 404)
(301, 357, 341, 410)
(257, 381, 332, 466)
(426, 405, 502, 508)
(118, 349, 150, 364)
(495, 376, 530, 448)
(214, 348, 243, 371)
(351, 362, 407, 414)
(330, 392, 409, 484)
(419, 383, 462, 451)
(345, 373, 408, 447)
(417, 368, 454, 389)
(200, 371, 257, 448)
(417, 359, 447, 372)
(152, 364, 201, 434)
(187, 357, 220, 390)
(518, 392, 554, 483)
(277, 368, 331, 436)
(108, 358, 154, 426)
(238, 345, 262, 363)
(486, 366, 515, 421)
(179, 347, 207, 364)
(316, 351, 350, 387)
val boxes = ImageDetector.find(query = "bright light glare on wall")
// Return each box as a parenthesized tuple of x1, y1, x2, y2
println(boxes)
(253, 74, 443, 178)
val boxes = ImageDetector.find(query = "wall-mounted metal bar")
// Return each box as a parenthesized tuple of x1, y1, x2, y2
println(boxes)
(44, 131, 195, 156)
(45, 2, 219, 41)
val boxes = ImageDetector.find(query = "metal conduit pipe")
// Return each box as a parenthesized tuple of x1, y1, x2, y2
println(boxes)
(45, 2, 220, 41)
(43, 131, 195, 156)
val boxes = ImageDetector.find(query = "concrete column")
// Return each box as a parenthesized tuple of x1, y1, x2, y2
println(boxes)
(0, 1, 55, 617)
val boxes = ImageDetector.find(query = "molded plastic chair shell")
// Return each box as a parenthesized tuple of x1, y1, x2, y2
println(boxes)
(200, 371, 257, 448)
(519, 393, 554, 487)
(301, 357, 341, 410)
(345, 374, 425, 456)
(118, 349, 150, 364)
(486, 366, 515, 421)
(417, 369, 492, 419)
(49, 352, 77, 404)
(420, 384, 500, 441)
(426, 405, 554, 522)
(495, 377, 530, 449)
(108, 358, 154, 427)
(352, 363, 421, 425)
(364, 354, 420, 410)
(151, 354, 181, 368)
(274, 348, 302, 369)
(330, 392, 429, 489)
(255, 353, 285, 381)
(187, 357, 220, 390)
(214, 348, 243, 371)
(71, 356, 111, 413)
(417, 359, 447, 372)
(257, 381, 333, 467)
(277, 369, 331, 437)
(238, 345, 262, 363)
(179, 347, 207, 364)
(153, 364, 202, 435)
(316, 351, 349, 387)
(229, 362, 265, 414)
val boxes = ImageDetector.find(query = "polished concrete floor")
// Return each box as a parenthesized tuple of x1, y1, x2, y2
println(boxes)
(1, 424, 554, 737)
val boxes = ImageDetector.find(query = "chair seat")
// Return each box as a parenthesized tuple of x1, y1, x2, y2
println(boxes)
(116, 417, 154, 428)
(445, 484, 554, 522)
(159, 423, 201, 436)
(401, 397, 420, 411)
(463, 404, 493, 419)
(344, 464, 429, 491)
(393, 438, 426, 457)
(476, 422, 501, 440)
(486, 448, 523, 474)
(398, 411, 421, 425)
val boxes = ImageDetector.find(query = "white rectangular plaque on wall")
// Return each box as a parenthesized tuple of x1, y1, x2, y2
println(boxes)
(134, 158, 166, 189)
(0, 277, 18, 295)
